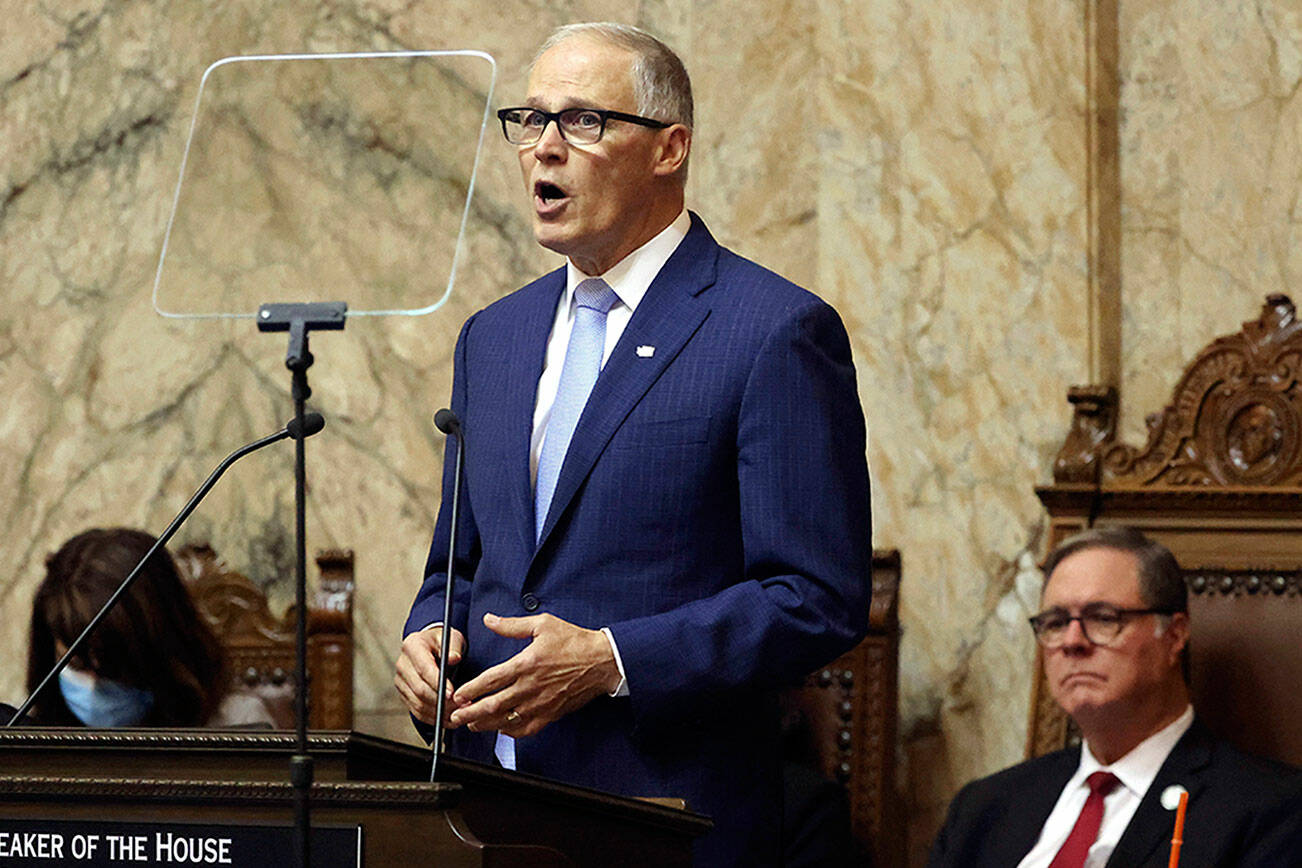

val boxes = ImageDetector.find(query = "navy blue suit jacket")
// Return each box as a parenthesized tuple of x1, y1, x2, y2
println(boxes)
(927, 720, 1302, 868)
(405, 214, 872, 866)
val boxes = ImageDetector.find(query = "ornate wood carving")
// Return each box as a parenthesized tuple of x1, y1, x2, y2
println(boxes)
(1186, 568, 1302, 598)
(173, 543, 355, 729)
(0, 775, 457, 807)
(783, 549, 902, 867)
(0, 728, 356, 750)
(1053, 386, 1119, 483)
(1053, 294, 1302, 486)
(1035, 294, 1302, 764)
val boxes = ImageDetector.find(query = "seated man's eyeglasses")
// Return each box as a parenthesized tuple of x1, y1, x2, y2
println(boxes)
(498, 106, 670, 146)
(1028, 603, 1178, 648)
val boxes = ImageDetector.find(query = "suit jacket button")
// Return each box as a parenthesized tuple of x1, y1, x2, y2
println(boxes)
(521, 593, 540, 612)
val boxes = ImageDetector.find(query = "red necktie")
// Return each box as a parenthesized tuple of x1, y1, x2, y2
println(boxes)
(1049, 771, 1121, 868)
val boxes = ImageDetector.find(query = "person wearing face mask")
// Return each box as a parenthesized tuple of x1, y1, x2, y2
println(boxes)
(23, 527, 274, 729)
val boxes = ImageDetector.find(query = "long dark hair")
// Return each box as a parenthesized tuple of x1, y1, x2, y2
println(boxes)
(26, 528, 227, 726)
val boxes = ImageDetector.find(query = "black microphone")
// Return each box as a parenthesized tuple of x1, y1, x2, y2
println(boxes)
(288, 411, 326, 440)
(433, 408, 461, 436)
(6, 414, 323, 728)
(429, 409, 465, 782)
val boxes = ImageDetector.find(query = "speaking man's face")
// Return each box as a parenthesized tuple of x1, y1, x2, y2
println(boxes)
(1041, 547, 1187, 724)
(517, 36, 675, 275)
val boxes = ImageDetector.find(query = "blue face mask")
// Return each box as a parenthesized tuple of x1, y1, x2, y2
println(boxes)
(58, 666, 155, 727)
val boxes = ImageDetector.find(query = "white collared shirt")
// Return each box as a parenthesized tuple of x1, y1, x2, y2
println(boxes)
(529, 208, 691, 483)
(1017, 705, 1195, 868)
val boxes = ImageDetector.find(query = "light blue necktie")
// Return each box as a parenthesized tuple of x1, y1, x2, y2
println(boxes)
(534, 277, 620, 542)
(500, 278, 617, 771)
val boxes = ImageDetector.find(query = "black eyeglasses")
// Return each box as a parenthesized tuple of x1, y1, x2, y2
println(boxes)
(497, 106, 670, 146)
(1028, 603, 1178, 648)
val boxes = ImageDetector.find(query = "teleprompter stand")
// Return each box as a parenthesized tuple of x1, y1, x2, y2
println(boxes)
(256, 301, 347, 868)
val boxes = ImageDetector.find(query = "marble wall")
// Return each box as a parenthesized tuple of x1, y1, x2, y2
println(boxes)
(819, 2, 1088, 859)
(1, 1, 1294, 864)
(1118, 0, 1302, 444)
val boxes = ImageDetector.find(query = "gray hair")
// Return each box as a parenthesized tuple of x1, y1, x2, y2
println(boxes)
(536, 22, 694, 130)
(1041, 525, 1187, 614)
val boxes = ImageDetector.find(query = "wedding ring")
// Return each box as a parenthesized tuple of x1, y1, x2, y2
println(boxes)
(505, 710, 521, 725)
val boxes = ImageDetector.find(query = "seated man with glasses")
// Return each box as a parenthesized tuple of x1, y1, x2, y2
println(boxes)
(395, 20, 871, 868)
(928, 526, 1301, 868)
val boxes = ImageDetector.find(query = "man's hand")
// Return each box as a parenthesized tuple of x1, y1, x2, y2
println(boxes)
(394, 626, 466, 726)
(448, 612, 620, 738)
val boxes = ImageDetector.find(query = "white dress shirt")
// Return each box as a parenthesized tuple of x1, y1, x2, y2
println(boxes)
(529, 209, 691, 482)
(1017, 705, 1195, 868)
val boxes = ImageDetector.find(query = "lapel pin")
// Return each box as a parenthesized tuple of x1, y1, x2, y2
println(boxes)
(1160, 784, 1188, 810)
(636, 345, 656, 358)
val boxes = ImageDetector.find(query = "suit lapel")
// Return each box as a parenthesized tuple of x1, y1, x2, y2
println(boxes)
(994, 751, 1081, 865)
(1106, 722, 1213, 868)
(532, 216, 717, 552)
(501, 270, 565, 557)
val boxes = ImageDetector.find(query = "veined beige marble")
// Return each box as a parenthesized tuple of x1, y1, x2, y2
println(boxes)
(816, 3, 1088, 858)
(1119, 0, 1302, 444)
(5, 0, 1284, 864)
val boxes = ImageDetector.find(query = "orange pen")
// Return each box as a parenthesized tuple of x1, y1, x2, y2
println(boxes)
(1167, 790, 1189, 868)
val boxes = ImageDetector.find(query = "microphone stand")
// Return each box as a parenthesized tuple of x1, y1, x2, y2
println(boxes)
(428, 409, 464, 782)
(257, 301, 346, 868)
(6, 415, 322, 728)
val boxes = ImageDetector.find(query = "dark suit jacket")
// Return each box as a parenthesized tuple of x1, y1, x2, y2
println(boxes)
(405, 214, 872, 867)
(928, 719, 1302, 868)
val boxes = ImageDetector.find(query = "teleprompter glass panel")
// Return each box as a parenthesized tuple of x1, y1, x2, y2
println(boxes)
(153, 51, 496, 319)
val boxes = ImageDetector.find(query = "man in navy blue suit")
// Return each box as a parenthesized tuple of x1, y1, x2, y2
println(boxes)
(395, 22, 872, 866)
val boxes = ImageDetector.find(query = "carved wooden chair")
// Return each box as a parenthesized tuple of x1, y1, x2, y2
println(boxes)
(1032, 293, 1302, 767)
(172, 542, 356, 730)
(781, 548, 903, 866)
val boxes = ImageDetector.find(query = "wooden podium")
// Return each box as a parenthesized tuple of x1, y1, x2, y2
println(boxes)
(0, 729, 710, 866)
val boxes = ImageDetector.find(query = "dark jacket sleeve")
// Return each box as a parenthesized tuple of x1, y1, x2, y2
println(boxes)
(404, 313, 482, 639)
(608, 299, 872, 723)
